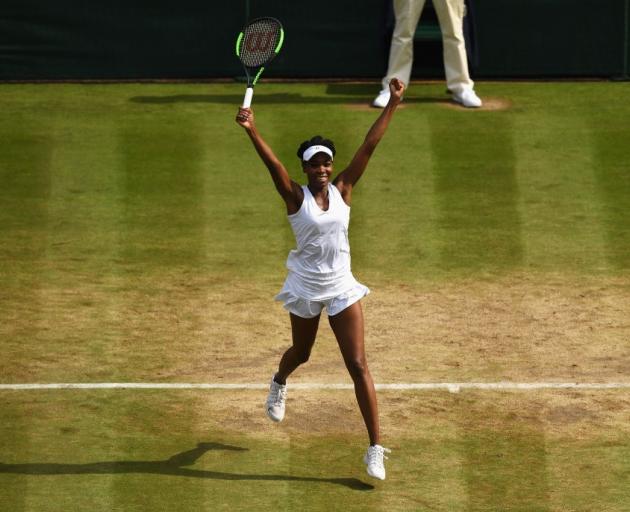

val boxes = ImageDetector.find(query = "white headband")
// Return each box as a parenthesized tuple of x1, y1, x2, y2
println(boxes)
(302, 145, 334, 162)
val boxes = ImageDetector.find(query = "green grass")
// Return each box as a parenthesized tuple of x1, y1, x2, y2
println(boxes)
(1, 391, 629, 511)
(1, 82, 628, 286)
(1, 81, 630, 511)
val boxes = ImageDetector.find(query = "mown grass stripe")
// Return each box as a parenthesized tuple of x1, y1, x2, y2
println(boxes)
(590, 104, 630, 270)
(513, 91, 610, 272)
(428, 109, 523, 272)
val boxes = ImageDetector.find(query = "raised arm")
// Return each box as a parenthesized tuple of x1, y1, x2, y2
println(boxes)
(333, 78, 404, 203)
(236, 107, 303, 214)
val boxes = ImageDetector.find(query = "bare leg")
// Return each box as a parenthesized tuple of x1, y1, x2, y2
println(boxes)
(275, 312, 320, 384)
(328, 301, 380, 446)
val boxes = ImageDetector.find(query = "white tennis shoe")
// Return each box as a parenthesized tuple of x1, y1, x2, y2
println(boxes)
(363, 444, 391, 480)
(452, 88, 482, 108)
(372, 89, 391, 108)
(266, 375, 287, 422)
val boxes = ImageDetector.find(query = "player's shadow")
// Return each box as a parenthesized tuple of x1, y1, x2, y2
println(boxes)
(0, 442, 373, 491)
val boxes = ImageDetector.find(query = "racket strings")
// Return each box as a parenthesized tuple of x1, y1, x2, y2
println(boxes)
(238, 19, 282, 68)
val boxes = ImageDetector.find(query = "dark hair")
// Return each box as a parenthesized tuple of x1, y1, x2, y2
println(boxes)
(296, 135, 336, 160)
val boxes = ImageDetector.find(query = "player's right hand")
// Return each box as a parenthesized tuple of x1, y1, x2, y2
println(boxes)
(236, 107, 254, 129)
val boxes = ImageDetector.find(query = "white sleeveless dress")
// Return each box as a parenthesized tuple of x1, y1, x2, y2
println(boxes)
(275, 183, 369, 318)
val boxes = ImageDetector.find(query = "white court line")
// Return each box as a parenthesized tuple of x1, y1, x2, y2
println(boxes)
(1, 382, 630, 393)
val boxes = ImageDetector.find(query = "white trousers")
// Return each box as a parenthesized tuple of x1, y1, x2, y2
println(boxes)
(382, 0, 474, 94)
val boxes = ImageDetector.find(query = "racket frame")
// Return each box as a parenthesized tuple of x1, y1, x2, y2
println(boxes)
(236, 17, 284, 108)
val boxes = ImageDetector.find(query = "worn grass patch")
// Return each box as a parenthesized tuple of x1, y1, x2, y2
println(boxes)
(1, 273, 629, 384)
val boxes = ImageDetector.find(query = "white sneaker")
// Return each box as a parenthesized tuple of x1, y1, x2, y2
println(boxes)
(452, 88, 482, 108)
(266, 375, 287, 422)
(372, 89, 391, 108)
(363, 444, 390, 480)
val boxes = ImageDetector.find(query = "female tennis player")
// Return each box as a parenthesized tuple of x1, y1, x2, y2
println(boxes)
(235, 78, 404, 480)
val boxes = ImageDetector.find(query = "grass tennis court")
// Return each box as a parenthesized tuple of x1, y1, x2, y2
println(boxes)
(1, 81, 629, 511)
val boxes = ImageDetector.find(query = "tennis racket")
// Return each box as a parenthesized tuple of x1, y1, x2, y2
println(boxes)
(235, 17, 284, 108)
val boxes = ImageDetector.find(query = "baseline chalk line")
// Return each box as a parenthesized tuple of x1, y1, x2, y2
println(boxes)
(1, 382, 630, 393)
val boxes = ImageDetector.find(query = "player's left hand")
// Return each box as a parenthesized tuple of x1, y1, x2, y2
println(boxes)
(388, 78, 405, 104)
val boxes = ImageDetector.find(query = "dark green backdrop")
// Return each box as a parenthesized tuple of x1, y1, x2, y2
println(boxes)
(1, 0, 628, 80)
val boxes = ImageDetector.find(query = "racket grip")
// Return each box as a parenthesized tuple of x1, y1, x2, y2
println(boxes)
(242, 87, 254, 108)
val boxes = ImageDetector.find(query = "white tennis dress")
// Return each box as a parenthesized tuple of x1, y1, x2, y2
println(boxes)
(275, 183, 369, 318)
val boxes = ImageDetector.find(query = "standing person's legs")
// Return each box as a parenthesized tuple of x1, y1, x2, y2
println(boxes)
(381, 0, 427, 91)
(432, 0, 474, 94)
(275, 313, 321, 384)
(328, 301, 380, 446)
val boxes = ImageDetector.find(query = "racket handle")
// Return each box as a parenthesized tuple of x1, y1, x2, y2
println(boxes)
(242, 87, 254, 108)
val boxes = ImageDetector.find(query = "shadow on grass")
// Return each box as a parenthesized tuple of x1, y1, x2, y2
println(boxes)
(129, 82, 449, 106)
(0, 442, 373, 491)
(130, 93, 327, 104)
